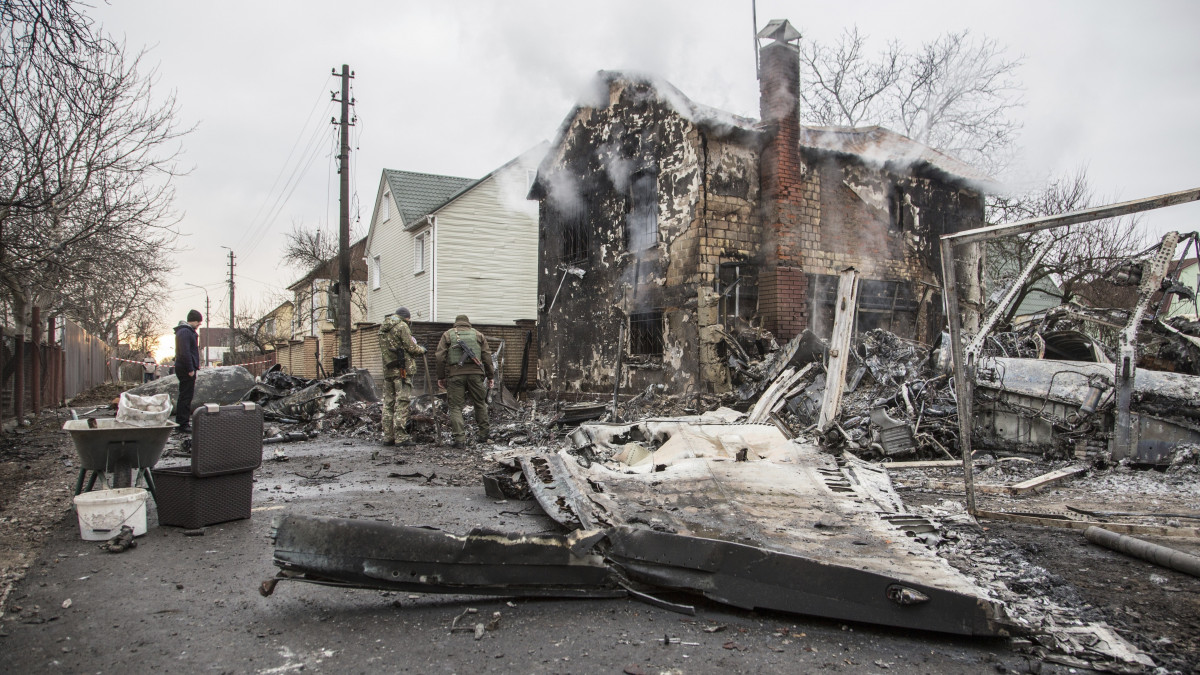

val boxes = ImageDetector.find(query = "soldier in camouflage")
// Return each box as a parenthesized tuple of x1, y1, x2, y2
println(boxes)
(378, 307, 426, 446)
(435, 314, 494, 448)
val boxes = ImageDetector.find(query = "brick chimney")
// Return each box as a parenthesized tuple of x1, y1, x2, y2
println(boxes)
(756, 19, 808, 340)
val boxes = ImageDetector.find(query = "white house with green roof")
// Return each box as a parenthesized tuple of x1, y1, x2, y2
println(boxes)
(364, 144, 545, 325)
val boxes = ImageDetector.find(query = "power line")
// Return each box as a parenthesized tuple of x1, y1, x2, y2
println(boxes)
(237, 79, 334, 252)
(243, 123, 335, 257)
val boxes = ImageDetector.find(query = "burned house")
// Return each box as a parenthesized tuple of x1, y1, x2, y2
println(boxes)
(530, 20, 989, 395)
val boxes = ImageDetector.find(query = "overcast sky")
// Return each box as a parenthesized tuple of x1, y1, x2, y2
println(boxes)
(88, 1, 1200, 353)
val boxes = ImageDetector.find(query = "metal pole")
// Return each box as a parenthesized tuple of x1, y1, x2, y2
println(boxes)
(612, 322, 625, 421)
(751, 0, 760, 79)
(940, 238, 977, 514)
(942, 186, 1200, 247)
(1085, 526, 1200, 578)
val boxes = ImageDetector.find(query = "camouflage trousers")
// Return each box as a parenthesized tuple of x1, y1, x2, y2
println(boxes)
(446, 373, 489, 443)
(382, 377, 413, 442)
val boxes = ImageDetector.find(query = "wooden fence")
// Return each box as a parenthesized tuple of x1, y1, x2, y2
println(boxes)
(2, 314, 115, 425)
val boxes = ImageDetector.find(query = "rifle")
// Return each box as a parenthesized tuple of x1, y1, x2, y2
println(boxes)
(456, 338, 484, 369)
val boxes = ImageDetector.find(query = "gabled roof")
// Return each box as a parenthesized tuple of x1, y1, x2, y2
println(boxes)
(383, 170, 476, 227)
(532, 71, 996, 196)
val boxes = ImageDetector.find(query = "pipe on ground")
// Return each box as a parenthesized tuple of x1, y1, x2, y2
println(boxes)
(1084, 526, 1200, 578)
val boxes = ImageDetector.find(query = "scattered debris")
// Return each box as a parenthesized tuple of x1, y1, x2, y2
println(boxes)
(99, 525, 137, 553)
(1084, 526, 1200, 578)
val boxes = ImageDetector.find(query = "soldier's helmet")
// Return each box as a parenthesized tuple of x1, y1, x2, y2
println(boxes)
(395, 307, 411, 319)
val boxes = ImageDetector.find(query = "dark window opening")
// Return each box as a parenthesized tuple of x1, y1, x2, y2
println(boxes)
(628, 310, 664, 356)
(808, 274, 920, 339)
(718, 262, 758, 326)
(552, 195, 589, 264)
(625, 170, 658, 251)
(890, 189, 913, 233)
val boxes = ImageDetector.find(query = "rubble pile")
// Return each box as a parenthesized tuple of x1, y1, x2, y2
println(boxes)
(917, 500, 1157, 672)
(246, 366, 378, 423)
(712, 328, 963, 462)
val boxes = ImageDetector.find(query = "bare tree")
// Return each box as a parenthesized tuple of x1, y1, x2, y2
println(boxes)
(230, 294, 292, 353)
(799, 28, 1023, 175)
(986, 168, 1146, 324)
(280, 222, 339, 273)
(799, 28, 1146, 323)
(123, 312, 164, 357)
(0, 1, 186, 340)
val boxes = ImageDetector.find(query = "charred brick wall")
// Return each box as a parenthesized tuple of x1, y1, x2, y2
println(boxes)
(757, 38, 812, 340)
(536, 79, 699, 394)
(789, 155, 985, 339)
(535, 78, 762, 394)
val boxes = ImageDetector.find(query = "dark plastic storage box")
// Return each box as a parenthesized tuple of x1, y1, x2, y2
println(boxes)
(151, 469, 253, 529)
(151, 401, 263, 528)
(190, 402, 263, 476)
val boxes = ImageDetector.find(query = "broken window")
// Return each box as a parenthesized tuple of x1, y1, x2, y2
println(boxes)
(628, 310, 664, 356)
(718, 262, 758, 325)
(808, 275, 920, 339)
(550, 195, 589, 265)
(625, 170, 658, 251)
(889, 188, 916, 233)
(414, 233, 426, 274)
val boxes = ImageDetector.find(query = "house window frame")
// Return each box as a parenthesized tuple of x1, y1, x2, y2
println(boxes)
(625, 169, 658, 251)
(414, 232, 426, 275)
(628, 310, 665, 357)
(382, 191, 391, 222)
(371, 255, 381, 290)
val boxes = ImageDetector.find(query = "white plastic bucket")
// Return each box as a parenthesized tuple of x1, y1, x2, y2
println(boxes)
(73, 488, 149, 541)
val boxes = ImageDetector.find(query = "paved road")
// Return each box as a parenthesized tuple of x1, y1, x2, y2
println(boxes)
(1, 437, 1043, 674)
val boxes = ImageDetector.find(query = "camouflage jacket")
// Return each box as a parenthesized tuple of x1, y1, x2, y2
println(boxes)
(379, 315, 425, 381)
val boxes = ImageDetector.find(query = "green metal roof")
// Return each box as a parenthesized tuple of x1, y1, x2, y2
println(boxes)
(383, 169, 477, 227)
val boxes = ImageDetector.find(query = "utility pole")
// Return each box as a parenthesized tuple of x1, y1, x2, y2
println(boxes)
(222, 247, 236, 358)
(332, 64, 355, 370)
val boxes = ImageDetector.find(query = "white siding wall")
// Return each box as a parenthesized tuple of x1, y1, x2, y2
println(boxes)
(434, 162, 538, 324)
(365, 177, 432, 324)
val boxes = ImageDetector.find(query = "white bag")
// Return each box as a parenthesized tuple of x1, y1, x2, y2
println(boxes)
(115, 391, 173, 427)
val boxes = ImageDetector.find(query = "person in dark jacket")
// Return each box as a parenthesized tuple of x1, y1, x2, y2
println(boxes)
(173, 311, 202, 432)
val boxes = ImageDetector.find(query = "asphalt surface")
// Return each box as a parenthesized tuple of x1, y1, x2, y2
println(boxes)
(1, 435, 1049, 674)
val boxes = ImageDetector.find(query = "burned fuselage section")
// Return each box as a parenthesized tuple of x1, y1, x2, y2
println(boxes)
(265, 414, 1009, 636)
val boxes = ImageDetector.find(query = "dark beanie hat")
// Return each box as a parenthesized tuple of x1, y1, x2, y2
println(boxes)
(187, 309, 202, 323)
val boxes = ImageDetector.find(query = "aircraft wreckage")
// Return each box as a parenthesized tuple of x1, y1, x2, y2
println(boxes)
(262, 411, 1010, 636)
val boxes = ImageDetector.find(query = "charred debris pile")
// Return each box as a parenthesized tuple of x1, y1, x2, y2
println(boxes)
(232, 304, 1200, 469)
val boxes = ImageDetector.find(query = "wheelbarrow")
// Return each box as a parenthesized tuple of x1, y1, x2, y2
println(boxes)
(63, 419, 176, 499)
